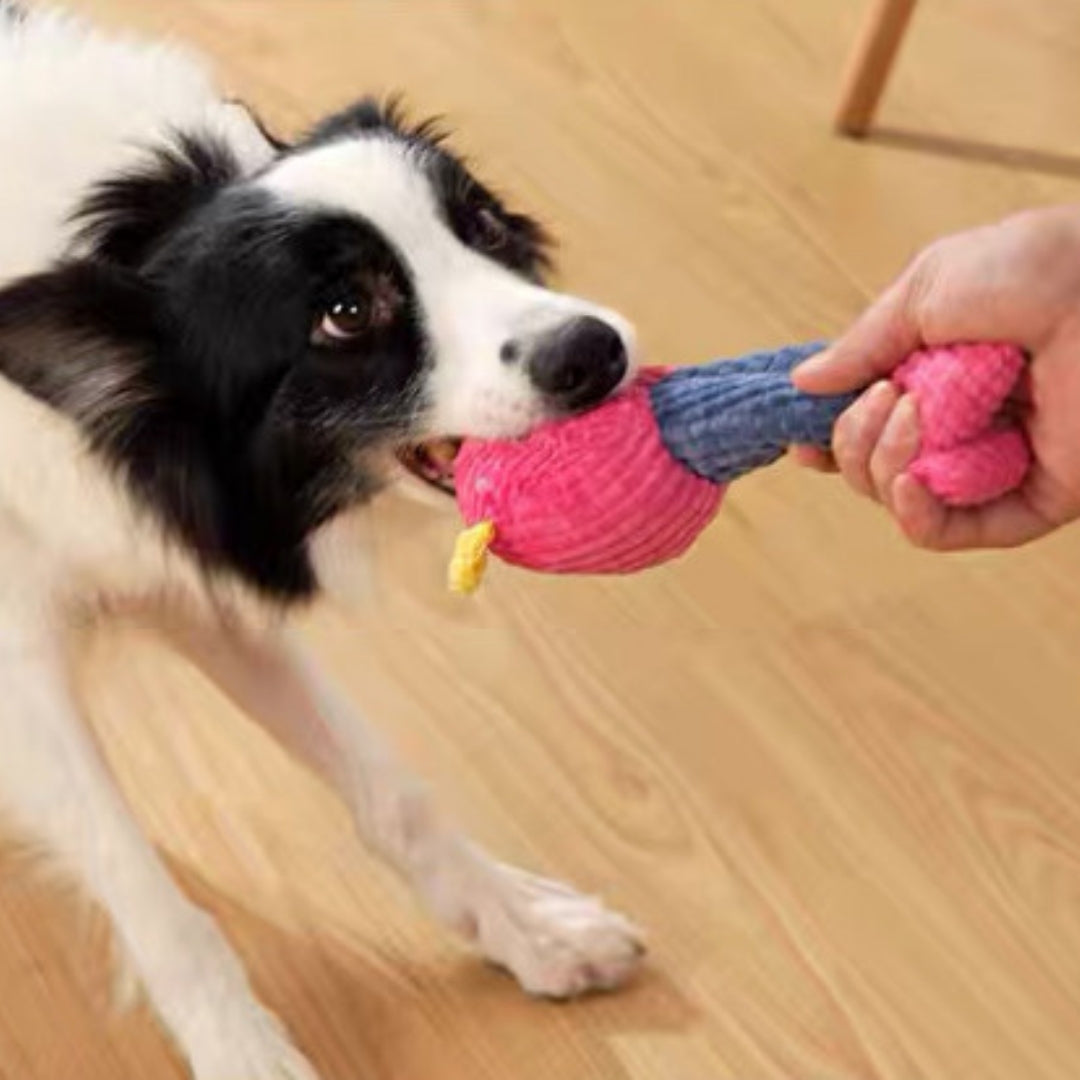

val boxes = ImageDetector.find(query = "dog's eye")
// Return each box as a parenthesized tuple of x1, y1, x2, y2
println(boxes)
(313, 273, 404, 346)
(319, 299, 370, 341)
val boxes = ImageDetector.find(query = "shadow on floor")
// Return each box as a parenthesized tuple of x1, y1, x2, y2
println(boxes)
(858, 127, 1080, 179)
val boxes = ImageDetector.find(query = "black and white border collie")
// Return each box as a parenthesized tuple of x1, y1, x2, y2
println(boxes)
(0, 6, 642, 1078)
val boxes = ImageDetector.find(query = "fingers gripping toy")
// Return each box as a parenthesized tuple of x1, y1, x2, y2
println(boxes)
(448, 341, 1030, 593)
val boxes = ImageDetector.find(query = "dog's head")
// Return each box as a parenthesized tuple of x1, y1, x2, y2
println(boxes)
(82, 99, 634, 485)
(0, 99, 635, 597)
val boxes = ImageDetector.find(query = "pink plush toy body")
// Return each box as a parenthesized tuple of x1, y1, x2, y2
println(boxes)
(448, 342, 1029, 593)
(454, 370, 721, 576)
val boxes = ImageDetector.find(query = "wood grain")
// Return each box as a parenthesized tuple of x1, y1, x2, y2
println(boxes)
(4, 1, 1080, 1077)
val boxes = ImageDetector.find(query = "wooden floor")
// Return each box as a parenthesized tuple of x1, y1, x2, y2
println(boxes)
(6, 0, 1080, 1077)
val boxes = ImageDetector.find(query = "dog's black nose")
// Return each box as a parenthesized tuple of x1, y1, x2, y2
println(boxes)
(527, 317, 628, 412)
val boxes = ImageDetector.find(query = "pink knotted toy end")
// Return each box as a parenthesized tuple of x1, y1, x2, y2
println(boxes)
(892, 343, 1030, 505)
(909, 429, 1031, 507)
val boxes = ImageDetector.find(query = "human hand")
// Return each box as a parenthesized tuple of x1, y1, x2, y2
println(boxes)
(792, 206, 1080, 549)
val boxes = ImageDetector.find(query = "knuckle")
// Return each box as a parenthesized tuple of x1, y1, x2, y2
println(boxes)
(902, 246, 945, 328)
(832, 409, 866, 470)
(832, 404, 858, 448)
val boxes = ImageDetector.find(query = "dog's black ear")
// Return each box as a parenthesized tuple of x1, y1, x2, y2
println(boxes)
(0, 260, 158, 431)
(72, 133, 243, 269)
(0, 259, 261, 580)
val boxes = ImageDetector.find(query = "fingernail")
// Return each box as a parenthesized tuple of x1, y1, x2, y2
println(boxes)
(879, 395, 921, 471)
(858, 380, 895, 415)
(895, 393, 921, 436)
(793, 347, 833, 378)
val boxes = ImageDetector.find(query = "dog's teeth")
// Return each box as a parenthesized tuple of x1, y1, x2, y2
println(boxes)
(427, 440, 459, 471)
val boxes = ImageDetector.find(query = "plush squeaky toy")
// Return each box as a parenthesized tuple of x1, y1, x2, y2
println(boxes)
(445, 341, 1030, 594)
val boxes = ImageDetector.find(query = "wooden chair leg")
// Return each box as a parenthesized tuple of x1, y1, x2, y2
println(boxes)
(834, 0, 919, 137)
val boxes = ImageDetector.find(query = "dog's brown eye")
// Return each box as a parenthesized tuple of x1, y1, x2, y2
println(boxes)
(314, 273, 405, 346)
(319, 299, 370, 341)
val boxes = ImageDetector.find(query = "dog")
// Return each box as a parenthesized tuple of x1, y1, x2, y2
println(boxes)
(0, 5, 643, 1078)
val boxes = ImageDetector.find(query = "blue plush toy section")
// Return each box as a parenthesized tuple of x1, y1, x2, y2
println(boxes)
(649, 342, 859, 485)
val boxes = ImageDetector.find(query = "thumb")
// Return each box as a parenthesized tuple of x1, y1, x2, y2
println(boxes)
(793, 274, 926, 395)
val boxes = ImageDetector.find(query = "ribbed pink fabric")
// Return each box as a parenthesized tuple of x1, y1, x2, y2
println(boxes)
(454, 370, 724, 574)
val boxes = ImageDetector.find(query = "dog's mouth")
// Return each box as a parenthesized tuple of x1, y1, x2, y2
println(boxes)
(396, 439, 462, 495)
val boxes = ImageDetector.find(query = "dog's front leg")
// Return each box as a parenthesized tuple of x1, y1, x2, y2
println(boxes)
(0, 611, 318, 1080)
(170, 619, 644, 999)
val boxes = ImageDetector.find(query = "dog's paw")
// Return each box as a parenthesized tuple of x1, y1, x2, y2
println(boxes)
(471, 865, 645, 999)
(184, 998, 319, 1080)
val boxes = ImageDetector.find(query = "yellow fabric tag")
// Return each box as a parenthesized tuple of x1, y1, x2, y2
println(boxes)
(448, 520, 496, 595)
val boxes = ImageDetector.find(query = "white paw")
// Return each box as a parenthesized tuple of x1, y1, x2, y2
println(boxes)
(472, 866, 645, 999)
(185, 998, 319, 1080)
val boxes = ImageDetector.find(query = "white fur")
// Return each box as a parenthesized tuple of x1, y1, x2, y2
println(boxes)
(0, 9, 642, 1080)
(0, 9, 273, 282)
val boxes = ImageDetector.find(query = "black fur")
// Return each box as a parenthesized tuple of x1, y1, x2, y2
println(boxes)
(426, 150, 552, 280)
(303, 94, 451, 149)
(1, 197, 427, 600)
(141, 197, 427, 597)
(72, 133, 243, 269)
